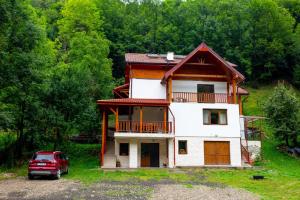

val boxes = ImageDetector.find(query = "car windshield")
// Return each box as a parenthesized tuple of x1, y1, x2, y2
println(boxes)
(33, 154, 54, 161)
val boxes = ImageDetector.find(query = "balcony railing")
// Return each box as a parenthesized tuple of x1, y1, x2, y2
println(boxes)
(117, 120, 173, 133)
(172, 92, 233, 103)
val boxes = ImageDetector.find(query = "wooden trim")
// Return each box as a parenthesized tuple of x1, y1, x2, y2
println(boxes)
(232, 79, 237, 104)
(173, 74, 227, 79)
(203, 109, 228, 125)
(115, 107, 119, 132)
(238, 95, 242, 115)
(185, 63, 215, 66)
(109, 107, 117, 115)
(168, 78, 172, 102)
(139, 106, 143, 132)
(227, 82, 230, 103)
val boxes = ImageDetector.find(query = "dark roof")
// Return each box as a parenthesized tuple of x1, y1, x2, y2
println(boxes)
(97, 98, 170, 106)
(125, 53, 237, 67)
(162, 42, 245, 83)
(230, 86, 249, 95)
(125, 53, 183, 64)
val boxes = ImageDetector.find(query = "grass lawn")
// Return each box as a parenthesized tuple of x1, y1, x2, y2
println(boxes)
(1, 84, 300, 200)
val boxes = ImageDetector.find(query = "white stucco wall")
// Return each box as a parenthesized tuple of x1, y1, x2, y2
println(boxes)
(129, 139, 138, 168)
(172, 80, 227, 93)
(175, 137, 242, 167)
(130, 78, 166, 99)
(170, 103, 241, 138)
(115, 138, 168, 168)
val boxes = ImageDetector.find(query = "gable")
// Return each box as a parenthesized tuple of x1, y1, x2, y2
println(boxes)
(162, 42, 245, 83)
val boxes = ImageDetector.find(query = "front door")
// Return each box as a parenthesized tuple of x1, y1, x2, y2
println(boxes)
(141, 143, 159, 167)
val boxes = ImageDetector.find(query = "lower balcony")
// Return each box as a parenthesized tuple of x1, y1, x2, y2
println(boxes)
(118, 120, 173, 134)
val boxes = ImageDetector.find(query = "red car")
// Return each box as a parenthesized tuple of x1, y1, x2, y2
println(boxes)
(28, 151, 69, 180)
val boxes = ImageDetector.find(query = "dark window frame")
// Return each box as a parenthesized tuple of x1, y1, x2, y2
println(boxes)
(178, 140, 188, 154)
(119, 143, 129, 156)
(203, 109, 228, 125)
(197, 84, 215, 93)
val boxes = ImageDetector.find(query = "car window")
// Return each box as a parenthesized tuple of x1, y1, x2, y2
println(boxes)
(33, 154, 54, 161)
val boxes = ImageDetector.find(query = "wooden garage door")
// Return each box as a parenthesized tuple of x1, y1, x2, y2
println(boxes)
(204, 141, 230, 165)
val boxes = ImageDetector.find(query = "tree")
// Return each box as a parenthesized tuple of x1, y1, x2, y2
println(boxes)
(0, 0, 55, 157)
(264, 83, 299, 147)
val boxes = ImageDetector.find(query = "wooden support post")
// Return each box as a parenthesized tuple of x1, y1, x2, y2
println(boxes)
(101, 111, 106, 166)
(227, 82, 230, 103)
(115, 107, 119, 132)
(232, 79, 237, 104)
(163, 107, 167, 133)
(139, 106, 143, 132)
(168, 78, 172, 102)
(238, 95, 243, 115)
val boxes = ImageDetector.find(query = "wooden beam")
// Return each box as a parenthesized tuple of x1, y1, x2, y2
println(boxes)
(163, 107, 167, 133)
(232, 79, 237, 104)
(168, 78, 172, 102)
(173, 74, 227, 79)
(139, 106, 143, 132)
(184, 63, 215, 66)
(115, 107, 119, 132)
(109, 107, 117, 115)
(101, 111, 106, 166)
(238, 95, 243, 115)
(227, 82, 230, 103)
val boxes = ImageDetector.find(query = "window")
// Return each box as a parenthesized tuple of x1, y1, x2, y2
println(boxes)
(203, 109, 227, 125)
(197, 84, 214, 93)
(33, 154, 54, 161)
(119, 143, 129, 156)
(178, 140, 187, 154)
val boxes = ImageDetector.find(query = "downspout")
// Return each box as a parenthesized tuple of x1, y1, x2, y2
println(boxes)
(168, 107, 176, 167)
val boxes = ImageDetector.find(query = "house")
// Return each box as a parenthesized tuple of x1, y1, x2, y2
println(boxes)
(97, 42, 261, 168)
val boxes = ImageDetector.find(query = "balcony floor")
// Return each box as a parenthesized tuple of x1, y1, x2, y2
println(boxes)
(114, 132, 174, 139)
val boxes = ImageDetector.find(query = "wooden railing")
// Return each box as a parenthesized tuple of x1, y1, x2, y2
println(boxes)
(172, 92, 232, 103)
(241, 145, 252, 164)
(118, 121, 173, 133)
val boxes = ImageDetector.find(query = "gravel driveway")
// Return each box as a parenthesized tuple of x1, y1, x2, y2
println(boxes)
(0, 177, 260, 200)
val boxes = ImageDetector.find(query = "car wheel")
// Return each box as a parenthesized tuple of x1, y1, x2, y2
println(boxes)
(55, 170, 61, 180)
(28, 174, 34, 180)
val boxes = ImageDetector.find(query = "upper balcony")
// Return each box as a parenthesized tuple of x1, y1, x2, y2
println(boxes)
(172, 92, 233, 103)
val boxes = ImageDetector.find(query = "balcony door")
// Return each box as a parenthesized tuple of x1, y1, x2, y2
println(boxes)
(197, 84, 215, 103)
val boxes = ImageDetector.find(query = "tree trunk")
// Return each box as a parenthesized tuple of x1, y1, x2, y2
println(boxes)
(285, 135, 289, 147)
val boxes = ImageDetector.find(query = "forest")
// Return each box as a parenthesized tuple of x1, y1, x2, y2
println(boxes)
(1, 0, 300, 162)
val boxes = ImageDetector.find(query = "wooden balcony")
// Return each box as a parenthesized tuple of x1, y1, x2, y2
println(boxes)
(172, 92, 233, 103)
(118, 120, 173, 134)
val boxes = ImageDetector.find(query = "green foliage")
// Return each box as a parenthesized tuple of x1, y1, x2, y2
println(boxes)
(264, 84, 299, 146)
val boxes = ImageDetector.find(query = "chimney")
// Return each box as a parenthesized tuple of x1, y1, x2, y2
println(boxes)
(166, 52, 174, 61)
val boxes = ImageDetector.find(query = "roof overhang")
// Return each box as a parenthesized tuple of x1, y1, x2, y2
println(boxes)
(97, 98, 170, 107)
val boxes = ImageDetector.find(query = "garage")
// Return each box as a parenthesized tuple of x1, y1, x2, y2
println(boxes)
(204, 141, 230, 165)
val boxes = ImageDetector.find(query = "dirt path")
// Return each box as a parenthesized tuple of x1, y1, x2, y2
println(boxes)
(0, 177, 260, 200)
